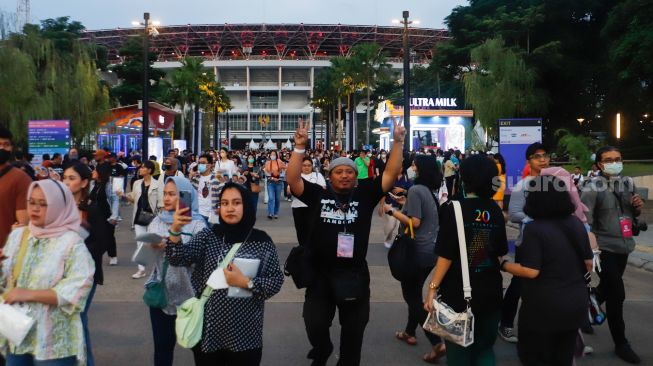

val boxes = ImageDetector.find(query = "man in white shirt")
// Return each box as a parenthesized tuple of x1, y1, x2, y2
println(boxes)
(290, 157, 327, 247)
(190, 154, 222, 223)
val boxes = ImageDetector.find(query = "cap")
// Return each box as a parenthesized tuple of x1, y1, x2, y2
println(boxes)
(328, 157, 358, 175)
(94, 149, 106, 157)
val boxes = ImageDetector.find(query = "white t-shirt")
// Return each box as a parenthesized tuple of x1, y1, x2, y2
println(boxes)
(214, 159, 236, 178)
(197, 174, 214, 217)
(292, 172, 327, 208)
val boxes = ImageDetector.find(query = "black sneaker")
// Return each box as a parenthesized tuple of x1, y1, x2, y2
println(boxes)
(267, 215, 273, 220)
(615, 343, 641, 364)
(498, 326, 518, 343)
(581, 324, 594, 334)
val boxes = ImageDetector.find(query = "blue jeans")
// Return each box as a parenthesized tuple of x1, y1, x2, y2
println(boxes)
(267, 181, 283, 216)
(149, 307, 177, 366)
(251, 193, 259, 217)
(80, 282, 97, 366)
(6, 354, 76, 366)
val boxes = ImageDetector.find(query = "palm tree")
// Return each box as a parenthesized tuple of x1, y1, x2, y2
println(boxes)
(349, 43, 391, 145)
(311, 66, 339, 147)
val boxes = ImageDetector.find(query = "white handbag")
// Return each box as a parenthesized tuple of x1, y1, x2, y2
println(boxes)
(423, 200, 475, 347)
(0, 303, 35, 346)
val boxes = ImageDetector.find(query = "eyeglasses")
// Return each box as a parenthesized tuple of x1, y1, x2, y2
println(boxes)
(27, 200, 48, 209)
(601, 158, 622, 164)
(529, 153, 550, 160)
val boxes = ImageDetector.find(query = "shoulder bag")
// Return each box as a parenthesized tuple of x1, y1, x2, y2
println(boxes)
(175, 230, 251, 349)
(143, 260, 169, 308)
(423, 200, 475, 347)
(387, 218, 417, 281)
(0, 228, 36, 346)
(135, 183, 156, 226)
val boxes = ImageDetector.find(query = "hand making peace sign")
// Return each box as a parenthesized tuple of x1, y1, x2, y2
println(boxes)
(392, 116, 406, 143)
(294, 117, 310, 149)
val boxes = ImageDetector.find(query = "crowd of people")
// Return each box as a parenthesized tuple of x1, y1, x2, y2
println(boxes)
(0, 119, 647, 366)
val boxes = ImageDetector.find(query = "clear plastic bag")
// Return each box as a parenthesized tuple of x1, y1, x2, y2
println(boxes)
(423, 298, 474, 347)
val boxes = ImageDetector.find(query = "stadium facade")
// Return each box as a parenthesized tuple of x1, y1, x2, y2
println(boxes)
(82, 24, 453, 150)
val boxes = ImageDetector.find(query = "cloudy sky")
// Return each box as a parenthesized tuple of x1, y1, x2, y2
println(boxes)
(2, 0, 468, 30)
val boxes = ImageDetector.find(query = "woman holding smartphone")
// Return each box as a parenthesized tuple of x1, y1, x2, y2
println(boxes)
(145, 176, 206, 366)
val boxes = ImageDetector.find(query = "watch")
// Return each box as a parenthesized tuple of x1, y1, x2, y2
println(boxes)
(500, 259, 509, 272)
(428, 282, 439, 290)
(247, 279, 254, 290)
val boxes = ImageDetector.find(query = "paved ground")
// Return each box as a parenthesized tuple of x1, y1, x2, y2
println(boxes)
(88, 200, 653, 366)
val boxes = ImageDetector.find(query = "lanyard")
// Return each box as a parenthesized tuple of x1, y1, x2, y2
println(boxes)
(328, 184, 354, 233)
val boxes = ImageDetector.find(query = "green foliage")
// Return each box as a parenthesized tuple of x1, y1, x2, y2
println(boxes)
(555, 129, 595, 169)
(463, 38, 548, 138)
(0, 18, 109, 147)
(110, 36, 166, 106)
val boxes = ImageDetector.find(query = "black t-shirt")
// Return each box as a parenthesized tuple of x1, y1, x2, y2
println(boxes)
(435, 198, 508, 315)
(298, 177, 385, 269)
(110, 163, 126, 177)
(518, 216, 592, 331)
(51, 163, 64, 176)
(375, 158, 386, 176)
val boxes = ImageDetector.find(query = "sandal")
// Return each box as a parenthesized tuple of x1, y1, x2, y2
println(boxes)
(395, 331, 417, 346)
(423, 343, 446, 364)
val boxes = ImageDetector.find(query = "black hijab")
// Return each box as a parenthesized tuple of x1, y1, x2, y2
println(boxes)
(212, 182, 256, 243)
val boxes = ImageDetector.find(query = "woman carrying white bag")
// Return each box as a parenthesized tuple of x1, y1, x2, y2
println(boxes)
(0, 179, 94, 366)
(424, 156, 508, 366)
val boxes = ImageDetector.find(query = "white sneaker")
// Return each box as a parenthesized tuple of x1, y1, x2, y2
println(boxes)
(109, 257, 118, 266)
(384, 242, 392, 249)
(583, 345, 594, 355)
(131, 270, 147, 279)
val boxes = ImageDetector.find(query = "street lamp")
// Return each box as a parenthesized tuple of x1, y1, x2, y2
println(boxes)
(393, 11, 418, 152)
(133, 13, 159, 158)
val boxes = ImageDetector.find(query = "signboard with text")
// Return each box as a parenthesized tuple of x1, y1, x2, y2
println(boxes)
(498, 118, 542, 194)
(28, 120, 71, 165)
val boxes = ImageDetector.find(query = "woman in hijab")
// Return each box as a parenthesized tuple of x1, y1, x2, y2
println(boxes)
(0, 179, 95, 366)
(166, 182, 284, 366)
(145, 176, 206, 366)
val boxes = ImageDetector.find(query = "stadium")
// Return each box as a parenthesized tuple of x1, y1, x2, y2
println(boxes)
(82, 24, 457, 150)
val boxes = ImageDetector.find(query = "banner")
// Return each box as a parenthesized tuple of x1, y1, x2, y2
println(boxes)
(28, 120, 71, 165)
(498, 118, 542, 193)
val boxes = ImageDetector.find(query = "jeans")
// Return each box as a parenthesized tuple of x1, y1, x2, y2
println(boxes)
(149, 307, 177, 366)
(134, 224, 148, 272)
(445, 311, 500, 366)
(251, 193, 259, 217)
(399, 266, 440, 345)
(267, 181, 283, 216)
(500, 276, 521, 328)
(5, 355, 76, 366)
(303, 273, 370, 366)
(597, 251, 629, 346)
(517, 328, 577, 366)
(80, 282, 97, 366)
(192, 347, 262, 366)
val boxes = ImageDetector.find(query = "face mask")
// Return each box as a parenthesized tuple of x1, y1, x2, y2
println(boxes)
(603, 162, 623, 176)
(248, 158, 255, 163)
(69, 154, 78, 160)
(0, 149, 10, 164)
(198, 164, 207, 173)
(381, 154, 387, 159)
(406, 167, 417, 181)
(271, 156, 277, 161)
(162, 164, 171, 171)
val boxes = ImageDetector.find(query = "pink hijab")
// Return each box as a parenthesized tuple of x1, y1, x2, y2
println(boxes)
(28, 179, 81, 238)
(541, 167, 589, 223)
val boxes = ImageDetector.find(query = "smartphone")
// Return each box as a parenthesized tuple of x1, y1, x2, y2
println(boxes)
(179, 190, 193, 217)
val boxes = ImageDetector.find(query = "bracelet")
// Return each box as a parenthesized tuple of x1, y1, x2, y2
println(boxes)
(500, 259, 509, 272)
(168, 229, 182, 237)
(294, 147, 306, 154)
(428, 282, 439, 290)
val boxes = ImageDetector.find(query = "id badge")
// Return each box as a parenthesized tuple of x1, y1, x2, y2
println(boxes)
(337, 232, 355, 258)
(619, 217, 633, 239)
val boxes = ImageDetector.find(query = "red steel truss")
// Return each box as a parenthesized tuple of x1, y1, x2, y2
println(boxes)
(81, 23, 450, 64)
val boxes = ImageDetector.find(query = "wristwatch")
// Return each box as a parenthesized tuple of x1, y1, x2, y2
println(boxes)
(500, 259, 509, 272)
(385, 209, 394, 216)
(247, 279, 254, 290)
(428, 282, 439, 290)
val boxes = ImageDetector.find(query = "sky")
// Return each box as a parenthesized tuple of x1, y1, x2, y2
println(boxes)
(1, 0, 468, 30)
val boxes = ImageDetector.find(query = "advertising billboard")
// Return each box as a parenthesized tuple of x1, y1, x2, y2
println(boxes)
(498, 118, 542, 193)
(28, 120, 71, 165)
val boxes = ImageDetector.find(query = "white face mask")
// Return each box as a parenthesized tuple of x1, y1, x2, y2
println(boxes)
(603, 162, 623, 176)
(406, 167, 417, 181)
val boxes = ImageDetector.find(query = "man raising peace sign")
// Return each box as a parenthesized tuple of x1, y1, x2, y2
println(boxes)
(286, 117, 406, 366)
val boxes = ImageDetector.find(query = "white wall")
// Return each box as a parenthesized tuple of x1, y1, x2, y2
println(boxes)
(280, 91, 310, 109)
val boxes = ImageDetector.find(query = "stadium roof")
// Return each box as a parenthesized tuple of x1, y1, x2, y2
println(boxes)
(81, 23, 450, 64)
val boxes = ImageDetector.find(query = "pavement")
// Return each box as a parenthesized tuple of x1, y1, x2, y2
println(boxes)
(87, 200, 653, 366)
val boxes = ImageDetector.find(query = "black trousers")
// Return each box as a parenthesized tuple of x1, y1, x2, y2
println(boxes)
(292, 207, 311, 247)
(303, 274, 370, 366)
(399, 266, 441, 345)
(501, 276, 521, 328)
(192, 347, 262, 366)
(518, 328, 577, 366)
(597, 251, 629, 346)
(149, 307, 177, 366)
(107, 224, 117, 257)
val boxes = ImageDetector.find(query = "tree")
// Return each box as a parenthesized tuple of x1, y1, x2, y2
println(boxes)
(312, 66, 340, 146)
(555, 129, 595, 169)
(463, 38, 548, 141)
(111, 36, 165, 106)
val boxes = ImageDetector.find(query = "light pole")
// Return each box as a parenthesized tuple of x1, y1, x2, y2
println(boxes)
(394, 11, 417, 152)
(133, 13, 159, 158)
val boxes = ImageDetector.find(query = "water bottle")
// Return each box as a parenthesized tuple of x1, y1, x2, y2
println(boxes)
(588, 287, 605, 325)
